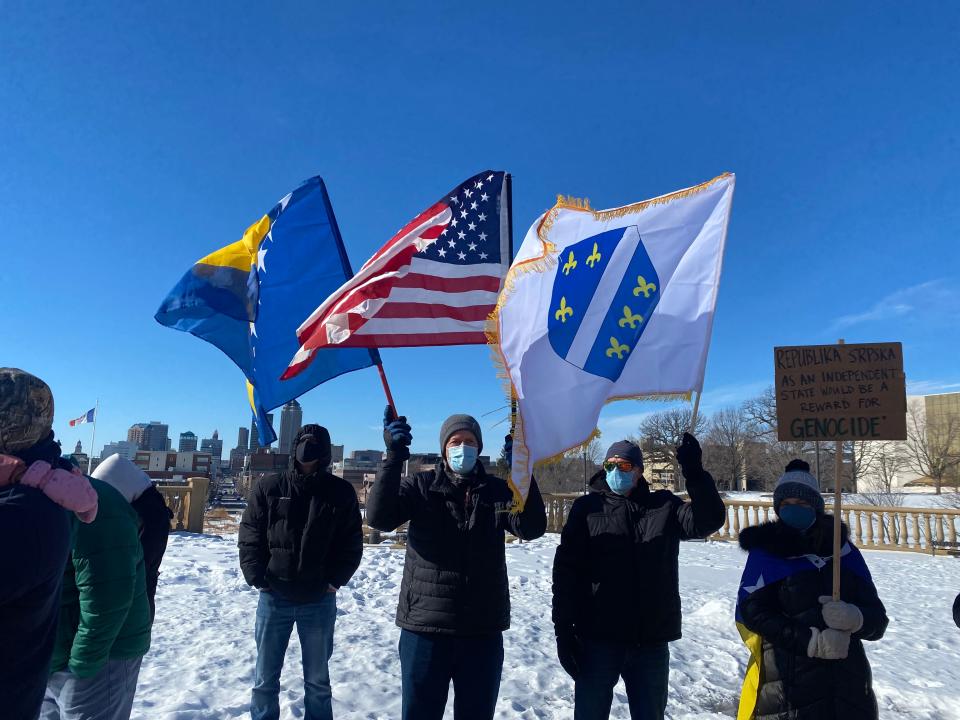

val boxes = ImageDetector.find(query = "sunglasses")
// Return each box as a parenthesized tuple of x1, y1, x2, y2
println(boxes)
(602, 460, 635, 472)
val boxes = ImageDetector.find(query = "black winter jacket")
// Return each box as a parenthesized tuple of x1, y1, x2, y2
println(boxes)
(366, 455, 547, 635)
(238, 468, 363, 603)
(737, 517, 888, 720)
(552, 468, 725, 645)
(0, 485, 72, 720)
(131, 486, 172, 621)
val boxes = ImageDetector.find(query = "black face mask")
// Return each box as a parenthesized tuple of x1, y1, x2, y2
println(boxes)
(295, 437, 330, 468)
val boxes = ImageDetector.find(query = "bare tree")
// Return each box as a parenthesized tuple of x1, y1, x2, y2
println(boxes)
(846, 441, 878, 494)
(638, 406, 708, 491)
(705, 407, 751, 491)
(905, 400, 960, 495)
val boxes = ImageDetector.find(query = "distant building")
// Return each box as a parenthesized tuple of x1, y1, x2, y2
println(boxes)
(247, 448, 290, 472)
(100, 440, 139, 461)
(64, 440, 88, 469)
(127, 423, 148, 448)
(133, 450, 214, 482)
(351, 449, 384, 465)
(229, 447, 248, 473)
(237, 426, 250, 452)
(129, 421, 169, 451)
(200, 430, 223, 461)
(278, 400, 303, 455)
(331, 444, 345, 465)
(178, 431, 198, 453)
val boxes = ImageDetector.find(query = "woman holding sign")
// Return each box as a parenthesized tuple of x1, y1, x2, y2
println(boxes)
(734, 460, 888, 720)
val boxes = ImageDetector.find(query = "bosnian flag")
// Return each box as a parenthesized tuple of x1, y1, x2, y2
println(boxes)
(69, 408, 96, 427)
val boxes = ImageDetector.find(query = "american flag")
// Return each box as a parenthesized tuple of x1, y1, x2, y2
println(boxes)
(283, 171, 509, 379)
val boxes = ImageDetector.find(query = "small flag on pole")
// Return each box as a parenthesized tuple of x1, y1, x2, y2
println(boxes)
(69, 408, 96, 427)
(283, 171, 509, 378)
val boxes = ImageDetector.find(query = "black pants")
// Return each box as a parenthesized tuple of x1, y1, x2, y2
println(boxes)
(399, 629, 503, 720)
(574, 640, 670, 720)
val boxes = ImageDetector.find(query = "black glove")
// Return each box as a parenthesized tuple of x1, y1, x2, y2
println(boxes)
(676, 432, 703, 476)
(555, 628, 582, 680)
(383, 405, 412, 460)
(503, 434, 513, 468)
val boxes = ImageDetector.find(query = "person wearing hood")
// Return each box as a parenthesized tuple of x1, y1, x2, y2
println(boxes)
(366, 407, 547, 720)
(238, 424, 362, 720)
(0, 368, 76, 720)
(551, 434, 725, 720)
(735, 460, 888, 720)
(92, 455, 173, 621)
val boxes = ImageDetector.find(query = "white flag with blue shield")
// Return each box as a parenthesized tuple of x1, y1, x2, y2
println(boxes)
(491, 173, 735, 506)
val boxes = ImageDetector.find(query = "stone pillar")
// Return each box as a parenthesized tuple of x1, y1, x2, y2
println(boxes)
(186, 476, 211, 533)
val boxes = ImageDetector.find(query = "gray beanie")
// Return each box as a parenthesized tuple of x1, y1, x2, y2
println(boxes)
(0, 368, 55, 454)
(439, 414, 483, 455)
(605, 440, 643, 469)
(773, 460, 825, 515)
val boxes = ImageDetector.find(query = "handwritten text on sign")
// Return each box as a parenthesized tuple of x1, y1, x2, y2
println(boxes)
(774, 343, 907, 441)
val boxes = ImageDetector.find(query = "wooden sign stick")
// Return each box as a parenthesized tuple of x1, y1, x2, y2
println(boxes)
(832, 339, 844, 601)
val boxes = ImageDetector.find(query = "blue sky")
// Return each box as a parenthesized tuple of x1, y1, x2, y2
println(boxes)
(3, 2, 959, 459)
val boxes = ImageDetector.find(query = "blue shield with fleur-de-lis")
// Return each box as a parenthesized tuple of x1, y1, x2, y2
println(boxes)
(547, 226, 661, 381)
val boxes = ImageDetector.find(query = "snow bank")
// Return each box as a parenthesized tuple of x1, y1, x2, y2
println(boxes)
(137, 533, 960, 719)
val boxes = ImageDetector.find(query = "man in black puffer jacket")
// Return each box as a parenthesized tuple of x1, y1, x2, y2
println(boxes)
(552, 434, 725, 720)
(366, 408, 547, 720)
(238, 424, 362, 720)
(736, 460, 887, 720)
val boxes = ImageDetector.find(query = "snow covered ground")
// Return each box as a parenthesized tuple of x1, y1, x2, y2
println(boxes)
(138, 533, 960, 719)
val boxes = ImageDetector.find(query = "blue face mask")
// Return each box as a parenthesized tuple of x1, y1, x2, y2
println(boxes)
(779, 504, 816, 531)
(447, 444, 478, 474)
(605, 468, 634, 495)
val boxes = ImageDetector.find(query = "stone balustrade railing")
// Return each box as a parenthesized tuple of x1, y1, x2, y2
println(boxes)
(543, 494, 960, 555)
(156, 477, 210, 533)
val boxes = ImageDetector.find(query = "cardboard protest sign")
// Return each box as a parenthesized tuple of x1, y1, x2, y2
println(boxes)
(774, 342, 907, 441)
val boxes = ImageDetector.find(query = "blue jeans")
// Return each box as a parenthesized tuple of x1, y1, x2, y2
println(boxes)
(40, 656, 143, 720)
(574, 640, 670, 720)
(252, 590, 337, 720)
(399, 630, 503, 720)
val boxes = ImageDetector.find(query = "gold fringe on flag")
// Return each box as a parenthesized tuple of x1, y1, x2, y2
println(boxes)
(487, 174, 728, 511)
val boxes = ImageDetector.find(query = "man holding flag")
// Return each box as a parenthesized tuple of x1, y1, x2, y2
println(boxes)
(552, 435, 725, 719)
(367, 408, 546, 720)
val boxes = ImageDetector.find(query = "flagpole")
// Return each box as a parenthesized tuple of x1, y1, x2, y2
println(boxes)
(376, 363, 398, 417)
(319, 178, 399, 417)
(87, 399, 99, 475)
(832, 339, 845, 601)
(689, 390, 702, 434)
(505, 173, 518, 434)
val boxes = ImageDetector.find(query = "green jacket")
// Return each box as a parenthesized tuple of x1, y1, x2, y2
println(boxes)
(51, 478, 151, 678)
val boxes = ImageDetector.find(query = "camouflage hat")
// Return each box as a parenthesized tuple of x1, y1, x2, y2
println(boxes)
(0, 368, 55, 453)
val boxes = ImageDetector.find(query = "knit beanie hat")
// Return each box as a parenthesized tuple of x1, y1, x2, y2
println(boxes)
(605, 440, 643, 469)
(92, 454, 153, 504)
(0, 368, 55, 454)
(773, 459, 825, 515)
(439, 414, 483, 455)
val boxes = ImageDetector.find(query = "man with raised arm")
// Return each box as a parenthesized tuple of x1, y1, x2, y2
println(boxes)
(367, 408, 547, 720)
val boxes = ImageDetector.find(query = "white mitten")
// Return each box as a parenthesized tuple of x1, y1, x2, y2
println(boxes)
(818, 596, 864, 632)
(807, 627, 851, 660)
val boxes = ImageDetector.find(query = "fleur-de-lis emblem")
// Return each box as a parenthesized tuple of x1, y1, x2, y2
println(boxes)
(618, 306, 644, 329)
(586, 243, 602, 268)
(562, 251, 577, 276)
(605, 336, 630, 359)
(633, 276, 657, 298)
(554, 296, 574, 323)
